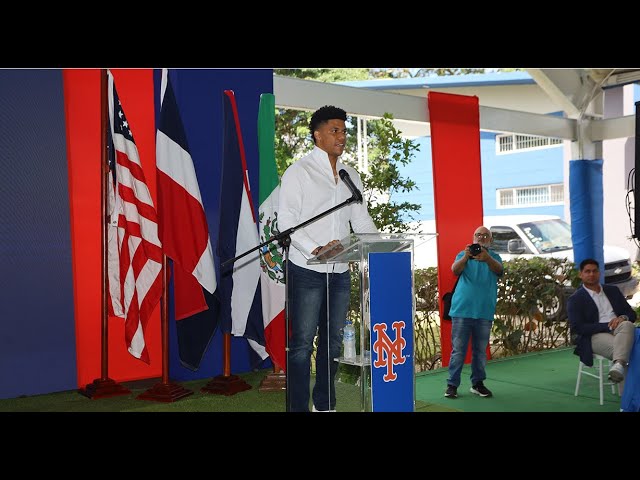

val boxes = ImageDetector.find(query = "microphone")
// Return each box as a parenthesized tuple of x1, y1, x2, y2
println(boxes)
(338, 169, 363, 203)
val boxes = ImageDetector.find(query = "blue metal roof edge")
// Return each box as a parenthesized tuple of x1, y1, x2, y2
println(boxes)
(338, 71, 534, 90)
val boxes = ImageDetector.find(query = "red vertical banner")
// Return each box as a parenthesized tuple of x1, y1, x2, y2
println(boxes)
(64, 69, 162, 387)
(428, 92, 486, 366)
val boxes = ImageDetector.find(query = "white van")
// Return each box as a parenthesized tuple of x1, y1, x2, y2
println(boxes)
(413, 214, 639, 299)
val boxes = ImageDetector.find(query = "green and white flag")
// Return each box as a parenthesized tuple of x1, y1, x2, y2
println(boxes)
(258, 93, 286, 371)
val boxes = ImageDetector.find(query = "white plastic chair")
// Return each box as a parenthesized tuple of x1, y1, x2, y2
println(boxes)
(575, 354, 621, 405)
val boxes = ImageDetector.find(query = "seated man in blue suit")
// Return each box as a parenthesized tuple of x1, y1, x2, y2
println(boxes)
(567, 258, 637, 383)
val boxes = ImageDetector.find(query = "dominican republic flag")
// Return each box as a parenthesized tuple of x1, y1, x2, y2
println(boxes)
(218, 90, 267, 362)
(156, 69, 219, 371)
(257, 93, 286, 371)
(106, 70, 163, 363)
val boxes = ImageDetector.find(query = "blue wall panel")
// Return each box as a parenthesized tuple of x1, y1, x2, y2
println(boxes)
(0, 70, 77, 399)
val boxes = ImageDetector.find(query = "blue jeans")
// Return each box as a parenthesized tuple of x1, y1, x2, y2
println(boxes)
(447, 317, 493, 388)
(287, 261, 351, 412)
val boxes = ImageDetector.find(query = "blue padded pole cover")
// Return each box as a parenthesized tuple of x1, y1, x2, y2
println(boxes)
(569, 159, 605, 283)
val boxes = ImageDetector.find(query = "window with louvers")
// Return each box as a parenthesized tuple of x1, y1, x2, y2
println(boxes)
(497, 184, 564, 209)
(496, 133, 562, 154)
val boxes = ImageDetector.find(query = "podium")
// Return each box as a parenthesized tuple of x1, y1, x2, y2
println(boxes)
(308, 232, 435, 412)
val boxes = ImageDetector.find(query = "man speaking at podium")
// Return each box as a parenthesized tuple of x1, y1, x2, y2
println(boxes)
(278, 105, 378, 412)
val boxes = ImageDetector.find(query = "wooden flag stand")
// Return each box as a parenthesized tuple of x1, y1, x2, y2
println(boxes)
(259, 365, 286, 392)
(137, 381, 193, 402)
(201, 333, 251, 395)
(80, 377, 130, 400)
(138, 257, 193, 402)
(79, 69, 131, 400)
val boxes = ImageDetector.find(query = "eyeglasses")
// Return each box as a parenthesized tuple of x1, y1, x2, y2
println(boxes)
(474, 233, 490, 239)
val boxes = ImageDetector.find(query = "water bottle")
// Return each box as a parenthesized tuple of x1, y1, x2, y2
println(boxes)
(343, 321, 356, 360)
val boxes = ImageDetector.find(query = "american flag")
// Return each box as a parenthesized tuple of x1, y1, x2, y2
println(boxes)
(106, 70, 163, 363)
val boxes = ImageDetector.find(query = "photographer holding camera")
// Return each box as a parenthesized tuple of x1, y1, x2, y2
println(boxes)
(444, 226, 503, 399)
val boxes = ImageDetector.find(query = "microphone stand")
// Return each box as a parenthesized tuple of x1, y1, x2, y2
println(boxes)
(222, 194, 360, 412)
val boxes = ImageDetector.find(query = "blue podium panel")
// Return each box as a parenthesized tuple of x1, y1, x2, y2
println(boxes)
(621, 328, 640, 412)
(369, 252, 414, 412)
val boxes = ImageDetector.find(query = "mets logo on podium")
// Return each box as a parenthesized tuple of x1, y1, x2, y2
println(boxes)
(372, 321, 406, 381)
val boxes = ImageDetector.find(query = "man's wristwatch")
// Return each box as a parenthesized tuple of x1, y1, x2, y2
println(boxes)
(620, 315, 629, 321)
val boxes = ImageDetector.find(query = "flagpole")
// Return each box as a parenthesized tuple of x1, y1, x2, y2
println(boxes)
(138, 255, 194, 402)
(201, 332, 252, 395)
(255, 236, 290, 406)
(258, 242, 287, 393)
(201, 89, 253, 397)
(79, 68, 130, 399)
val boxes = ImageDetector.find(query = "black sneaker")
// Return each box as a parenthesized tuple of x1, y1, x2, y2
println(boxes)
(470, 382, 493, 397)
(444, 385, 458, 398)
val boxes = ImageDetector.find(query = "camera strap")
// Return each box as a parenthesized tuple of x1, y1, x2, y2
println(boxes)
(451, 275, 460, 294)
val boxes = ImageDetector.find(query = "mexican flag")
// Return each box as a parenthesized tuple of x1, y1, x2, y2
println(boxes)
(258, 93, 286, 371)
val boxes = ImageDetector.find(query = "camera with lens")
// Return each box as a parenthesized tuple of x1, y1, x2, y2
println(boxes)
(469, 243, 482, 257)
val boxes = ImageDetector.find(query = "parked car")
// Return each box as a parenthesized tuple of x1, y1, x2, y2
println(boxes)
(412, 215, 639, 320)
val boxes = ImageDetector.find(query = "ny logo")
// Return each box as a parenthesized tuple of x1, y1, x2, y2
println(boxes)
(372, 321, 406, 381)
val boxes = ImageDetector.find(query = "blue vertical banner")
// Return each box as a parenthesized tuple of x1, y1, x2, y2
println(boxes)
(369, 251, 414, 412)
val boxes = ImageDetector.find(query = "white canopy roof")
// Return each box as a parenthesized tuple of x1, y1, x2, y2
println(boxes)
(273, 68, 640, 141)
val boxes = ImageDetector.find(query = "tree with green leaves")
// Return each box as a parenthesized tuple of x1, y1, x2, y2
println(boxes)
(341, 114, 421, 232)
(368, 67, 520, 78)
(370, 67, 486, 78)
